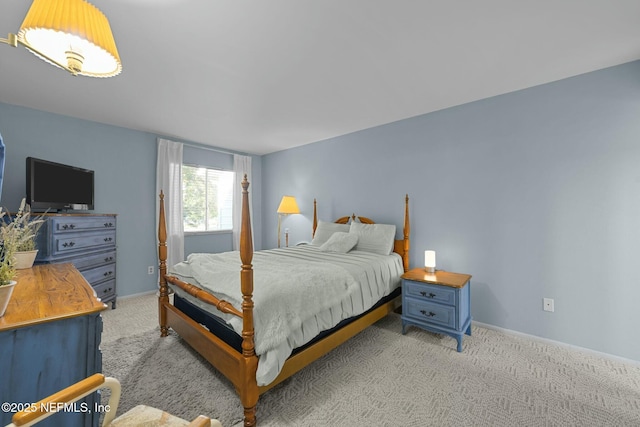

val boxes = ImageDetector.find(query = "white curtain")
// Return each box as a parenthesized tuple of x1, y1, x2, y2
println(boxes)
(156, 138, 184, 268)
(233, 154, 253, 250)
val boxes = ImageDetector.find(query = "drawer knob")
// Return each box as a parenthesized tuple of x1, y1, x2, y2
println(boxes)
(62, 224, 76, 230)
(103, 287, 112, 293)
(104, 237, 113, 242)
(103, 271, 113, 277)
(104, 256, 114, 262)
(62, 241, 76, 247)
(420, 310, 436, 317)
(104, 222, 114, 227)
(420, 291, 437, 298)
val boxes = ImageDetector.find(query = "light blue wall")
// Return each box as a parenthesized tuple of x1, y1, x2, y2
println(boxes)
(0, 103, 262, 297)
(262, 60, 640, 362)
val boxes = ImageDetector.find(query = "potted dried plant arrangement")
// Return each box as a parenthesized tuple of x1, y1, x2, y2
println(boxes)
(0, 207, 17, 317)
(1, 199, 45, 269)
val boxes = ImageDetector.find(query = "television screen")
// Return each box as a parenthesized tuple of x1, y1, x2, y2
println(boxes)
(26, 157, 94, 211)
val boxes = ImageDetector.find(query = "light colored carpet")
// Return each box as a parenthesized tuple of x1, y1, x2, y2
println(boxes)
(101, 294, 640, 426)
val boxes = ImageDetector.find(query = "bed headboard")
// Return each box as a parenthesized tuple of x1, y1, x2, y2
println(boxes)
(311, 196, 410, 272)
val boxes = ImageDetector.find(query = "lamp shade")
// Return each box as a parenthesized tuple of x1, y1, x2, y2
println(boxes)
(277, 196, 300, 215)
(17, 0, 122, 77)
(424, 250, 436, 273)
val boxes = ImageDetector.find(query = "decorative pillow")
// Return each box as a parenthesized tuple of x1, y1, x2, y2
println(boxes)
(349, 222, 396, 255)
(319, 232, 359, 253)
(311, 221, 351, 246)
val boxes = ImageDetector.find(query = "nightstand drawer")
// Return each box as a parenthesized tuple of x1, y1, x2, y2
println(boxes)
(404, 298, 456, 329)
(404, 281, 455, 305)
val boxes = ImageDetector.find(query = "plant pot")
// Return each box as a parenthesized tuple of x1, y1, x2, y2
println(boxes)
(15, 250, 38, 269)
(0, 280, 17, 317)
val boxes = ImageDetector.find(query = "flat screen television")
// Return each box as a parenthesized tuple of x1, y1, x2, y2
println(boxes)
(26, 157, 94, 211)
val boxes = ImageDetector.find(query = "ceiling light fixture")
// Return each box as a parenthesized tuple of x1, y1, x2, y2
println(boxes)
(0, 0, 121, 77)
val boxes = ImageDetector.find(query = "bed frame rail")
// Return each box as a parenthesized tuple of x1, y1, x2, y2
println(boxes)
(165, 275, 243, 318)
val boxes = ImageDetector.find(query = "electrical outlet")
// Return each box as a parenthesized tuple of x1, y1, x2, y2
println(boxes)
(148, 266, 154, 275)
(543, 298, 554, 312)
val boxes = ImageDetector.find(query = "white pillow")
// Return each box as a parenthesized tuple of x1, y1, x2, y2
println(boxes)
(319, 232, 358, 253)
(312, 221, 350, 246)
(349, 222, 396, 255)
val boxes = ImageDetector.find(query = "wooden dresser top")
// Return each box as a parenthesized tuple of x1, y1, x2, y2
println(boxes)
(0, 263, 107, 332)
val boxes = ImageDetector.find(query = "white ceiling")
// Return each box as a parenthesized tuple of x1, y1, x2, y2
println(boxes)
(1, 1, 640, 155)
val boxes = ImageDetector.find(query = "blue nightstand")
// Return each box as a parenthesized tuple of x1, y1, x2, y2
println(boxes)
(401, 268, 472, 352)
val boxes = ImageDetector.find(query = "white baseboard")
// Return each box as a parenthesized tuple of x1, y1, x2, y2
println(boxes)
(473, 320, 640, 367)
(116, 289, 157, 300)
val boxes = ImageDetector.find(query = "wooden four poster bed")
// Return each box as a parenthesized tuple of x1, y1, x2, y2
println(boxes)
(157, 176, 410, 426)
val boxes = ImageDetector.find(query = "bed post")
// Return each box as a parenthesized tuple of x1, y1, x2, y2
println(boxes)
(403, 194, 410, 272)
(158, 191, 169, 337)
(239, 174, 259, 427)
(312, 198, 317, 238)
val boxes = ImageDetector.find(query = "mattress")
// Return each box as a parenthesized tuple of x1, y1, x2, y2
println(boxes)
(169, 245, 404, 385)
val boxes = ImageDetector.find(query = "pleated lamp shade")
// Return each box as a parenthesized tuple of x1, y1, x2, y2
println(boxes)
(17, 0, 122, 77)
(277, 196, 300, 215)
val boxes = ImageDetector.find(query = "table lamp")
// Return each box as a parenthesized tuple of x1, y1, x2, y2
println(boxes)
(424, 250, 436, 273)
(277, 196, 299, 247)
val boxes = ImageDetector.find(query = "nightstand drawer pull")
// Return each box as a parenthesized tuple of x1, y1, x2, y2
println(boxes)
(62, 241, 76, 247)
(420, 310, 436, 317)
(420, 291, 437, 298)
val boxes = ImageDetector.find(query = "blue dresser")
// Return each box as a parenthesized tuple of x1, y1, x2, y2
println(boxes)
(401, 268, 472, 352)
(36, 214, 117, 308)
(0, 264, 106, 427)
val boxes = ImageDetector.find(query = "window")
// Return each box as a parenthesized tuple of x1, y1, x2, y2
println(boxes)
(182, 165, 234, 232)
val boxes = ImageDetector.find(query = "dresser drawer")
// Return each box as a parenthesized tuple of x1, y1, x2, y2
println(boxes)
(94, 279, 116, 301)
(404, 281, 455, 306)
(70, 250, 117, 271)
(54, 230, 116, 255)
(82, 263, 116, 285)
(51, 216, 116, 233)
(404, 297, 456, 329)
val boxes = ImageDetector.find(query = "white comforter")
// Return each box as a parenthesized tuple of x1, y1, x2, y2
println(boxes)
(169, 245, 403, 385)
